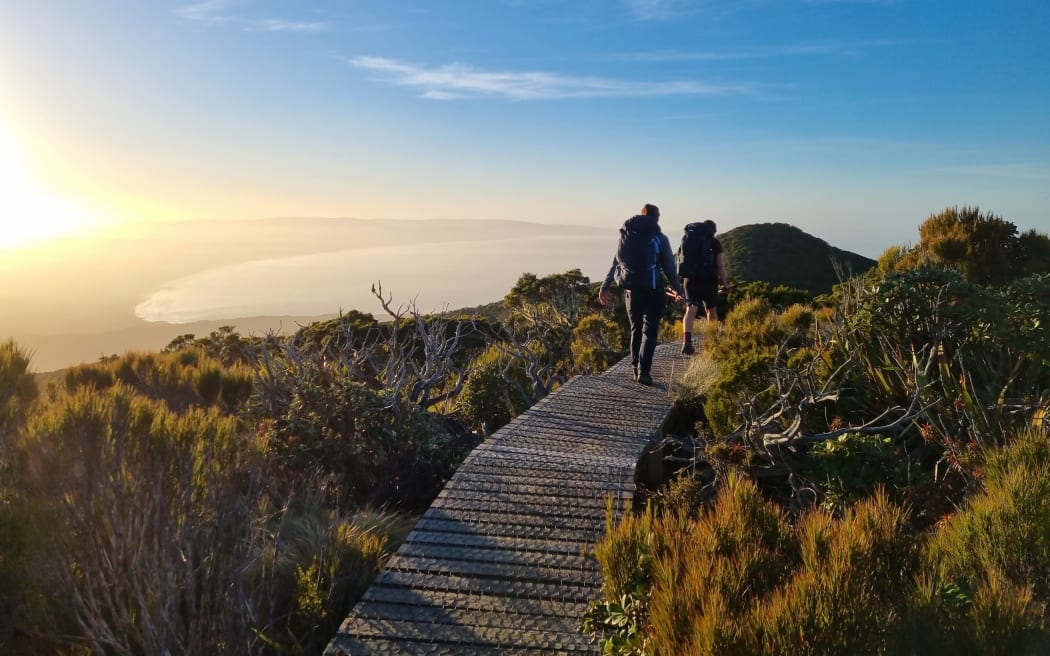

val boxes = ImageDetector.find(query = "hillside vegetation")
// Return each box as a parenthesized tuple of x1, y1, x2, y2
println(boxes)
(584, 206, 1050, 655)
(720, 222, 876, 294)
(2, 207, 1047, 654)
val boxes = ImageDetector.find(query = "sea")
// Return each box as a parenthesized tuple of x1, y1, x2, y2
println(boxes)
(134, 235, 618, 323)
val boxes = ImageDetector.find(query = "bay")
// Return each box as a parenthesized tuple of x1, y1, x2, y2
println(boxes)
(135, 235, 618, 323)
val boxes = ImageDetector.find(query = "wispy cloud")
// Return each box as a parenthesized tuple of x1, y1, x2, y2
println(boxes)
(177, 1, 327, 32)
(177, 0, 234, 23)
(243, 19, 327, 33)
(347, 56, 756, 100)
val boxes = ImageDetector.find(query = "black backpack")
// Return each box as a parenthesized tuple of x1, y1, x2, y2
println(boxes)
(615, 215, 661, 290)
(676, 222, 716, 280)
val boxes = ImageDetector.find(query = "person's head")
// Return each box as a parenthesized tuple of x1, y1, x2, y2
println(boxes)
(642, 203, 660, 219)
(704, 219, 717, 233)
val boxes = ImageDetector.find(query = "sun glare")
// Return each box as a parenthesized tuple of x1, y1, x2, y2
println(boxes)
(0, 124, 97, 250)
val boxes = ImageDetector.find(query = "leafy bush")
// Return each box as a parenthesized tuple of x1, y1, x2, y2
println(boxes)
(570, 313, 625, 374)
(457, 346, 530, 434)
(256, 360, 467, 511)
(724, 280, 813, 314)
(804, 433, 913, 514)
(839, 268, 1050, 470)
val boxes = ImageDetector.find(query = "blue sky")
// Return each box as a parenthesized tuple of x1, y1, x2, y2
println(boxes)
(1, 0, 1047, 256)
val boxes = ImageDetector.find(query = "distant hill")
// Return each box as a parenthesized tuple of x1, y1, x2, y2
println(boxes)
(719, 223, 877, 295)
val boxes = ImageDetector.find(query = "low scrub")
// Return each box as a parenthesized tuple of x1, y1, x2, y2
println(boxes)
(2, 383, 411, 655)
(587, 442, 1050, 654)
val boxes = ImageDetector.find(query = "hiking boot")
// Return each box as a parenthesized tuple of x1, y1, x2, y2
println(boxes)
(638, 372, 653, 386)
(681, 341, 695, 355)
(633, 364, 639, 381)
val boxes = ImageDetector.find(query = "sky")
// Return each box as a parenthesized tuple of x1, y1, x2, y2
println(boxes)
(1, 0, 1048, 257)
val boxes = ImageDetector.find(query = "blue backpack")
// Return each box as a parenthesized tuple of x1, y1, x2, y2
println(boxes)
(615, 214, 661, 290)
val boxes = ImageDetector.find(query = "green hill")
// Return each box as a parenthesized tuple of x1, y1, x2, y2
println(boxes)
(719, 223, 876, 295)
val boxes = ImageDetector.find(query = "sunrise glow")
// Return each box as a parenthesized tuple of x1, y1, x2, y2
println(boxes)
(0, 123, 97, 249)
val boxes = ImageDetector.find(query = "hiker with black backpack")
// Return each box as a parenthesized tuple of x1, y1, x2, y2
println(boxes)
(675, 219, 727, 354)
(598, 203, 684, 386)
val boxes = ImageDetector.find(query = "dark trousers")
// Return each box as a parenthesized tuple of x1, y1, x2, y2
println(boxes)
(625, 288, 665, 375)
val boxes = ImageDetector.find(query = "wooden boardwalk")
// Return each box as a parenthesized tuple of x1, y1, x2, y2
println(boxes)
(325, 344, 688, 655)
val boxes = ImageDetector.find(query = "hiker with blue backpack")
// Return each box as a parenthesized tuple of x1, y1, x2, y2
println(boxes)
(676, 219, 728, 354)
(598, 203, 685, 386)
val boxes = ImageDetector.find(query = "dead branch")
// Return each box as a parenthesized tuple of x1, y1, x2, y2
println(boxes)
(371, 281, 474, 411)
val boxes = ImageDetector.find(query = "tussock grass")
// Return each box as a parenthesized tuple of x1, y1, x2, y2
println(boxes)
(590, 443, 1050, 655)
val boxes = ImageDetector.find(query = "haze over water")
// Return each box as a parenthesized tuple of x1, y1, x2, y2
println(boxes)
(2, 218, 617, 371)
(134, 235, 616, 323)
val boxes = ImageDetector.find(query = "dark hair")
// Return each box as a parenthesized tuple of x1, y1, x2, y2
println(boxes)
(704, 219, 717, 233)
(642, 203, 660, 217)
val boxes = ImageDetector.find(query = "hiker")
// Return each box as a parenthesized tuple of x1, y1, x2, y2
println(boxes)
(598, 203, 684, 386)
(677, 219, 727, 354)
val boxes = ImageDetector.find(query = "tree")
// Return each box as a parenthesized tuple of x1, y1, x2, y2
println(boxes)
(912, 206, 1050, 285)
(491, 270, 599, 400)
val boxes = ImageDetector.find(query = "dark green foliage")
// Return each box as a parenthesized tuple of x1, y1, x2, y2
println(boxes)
(259, 367, 468, 511)
(843, 268, 1050, 460)
(502, 268, 598, 324)
(804, 433, 913, 514)
(482, 270, 601, 400)
(164, 325, 262, 366)
(292, 310, 380, 356)
(719, 222, 876, 295)
(723, 280, 813, 313)
(458, 355, 528, 434)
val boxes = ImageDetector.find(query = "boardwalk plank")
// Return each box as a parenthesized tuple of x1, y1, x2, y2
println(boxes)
(325, 344, 687, 655)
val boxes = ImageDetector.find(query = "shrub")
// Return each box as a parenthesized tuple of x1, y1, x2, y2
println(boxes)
(64, 350, 255, 414)
(700, 298, 815, 435)
(9, 382, 411, 655)
(258, 365, 466, 511)
(803, 433, 913, 514)
(927, 429, 1050, 601)
(458, 360, 521, 434)
(841, 268, 1050, 457)
(0, 340, 37, 433)
(245, 500, 411, 655)
(753, 489, 915, 655)
(645, 473, 795, 655)
(724, 280, 813, 314)
(582, 502, 657, 655)
(570, 313, 625, 374)
(16, 384, 264, 654)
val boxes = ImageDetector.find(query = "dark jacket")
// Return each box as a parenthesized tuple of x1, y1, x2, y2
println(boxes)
(600, 215, 684, 296)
